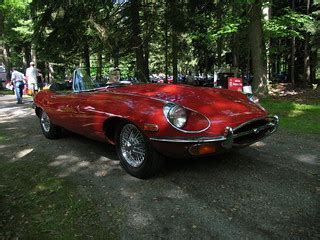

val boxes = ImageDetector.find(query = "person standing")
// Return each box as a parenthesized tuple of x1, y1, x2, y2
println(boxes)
(11, 67, 25, 104)
(26, 61, 38, 95)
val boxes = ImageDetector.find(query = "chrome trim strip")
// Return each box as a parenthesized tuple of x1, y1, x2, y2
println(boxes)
(150, 136, 226, 143)
(233, 115, 274, 131)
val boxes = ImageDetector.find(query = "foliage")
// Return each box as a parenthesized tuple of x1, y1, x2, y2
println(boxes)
(1, 0, 33, 67)
(1, 0, 319, 88)
(264, 8, 316, 39)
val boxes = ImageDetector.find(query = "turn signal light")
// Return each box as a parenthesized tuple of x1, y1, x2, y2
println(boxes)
(144, 124, 159, 132)
(189, 143, 216, 156)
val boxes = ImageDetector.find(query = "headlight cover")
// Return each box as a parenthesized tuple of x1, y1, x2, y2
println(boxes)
(163, 103, 187, 129)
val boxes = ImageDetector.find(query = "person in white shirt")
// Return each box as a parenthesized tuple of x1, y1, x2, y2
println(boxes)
(26, 61, 38, 94)
(11, 67, 25, 104)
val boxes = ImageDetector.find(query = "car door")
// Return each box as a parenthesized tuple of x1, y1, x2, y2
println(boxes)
(45, 91, 79, 131)
(69, 91, 110, 141)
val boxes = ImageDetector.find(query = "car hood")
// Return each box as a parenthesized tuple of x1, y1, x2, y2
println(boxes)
(111, 84, 267, 123)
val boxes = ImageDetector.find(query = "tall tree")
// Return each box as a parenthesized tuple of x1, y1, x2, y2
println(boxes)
(248, 0, 268, 95)
(129, 0, 148, 82)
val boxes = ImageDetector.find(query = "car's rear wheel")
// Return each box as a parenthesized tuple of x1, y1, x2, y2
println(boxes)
(115, 123, 164, 179)
(40, 110, 61, 139)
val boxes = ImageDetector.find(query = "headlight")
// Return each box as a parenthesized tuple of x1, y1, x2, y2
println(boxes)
(163, 103, 187, 128)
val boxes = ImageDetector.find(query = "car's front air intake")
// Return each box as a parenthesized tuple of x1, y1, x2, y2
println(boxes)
(233, 117, 278, 145)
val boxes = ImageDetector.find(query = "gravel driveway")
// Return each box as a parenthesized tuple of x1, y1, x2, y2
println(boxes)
(1, 94, 319, 239)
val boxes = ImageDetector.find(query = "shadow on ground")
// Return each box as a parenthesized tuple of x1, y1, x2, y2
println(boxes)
(0, 94, 319, 239)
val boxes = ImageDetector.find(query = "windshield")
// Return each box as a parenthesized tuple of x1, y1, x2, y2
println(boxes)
(72, 68, 135, 92)
(73, 69, 99, 92)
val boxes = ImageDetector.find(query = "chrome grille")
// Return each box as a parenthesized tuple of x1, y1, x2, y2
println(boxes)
(233, 118, 276, 145)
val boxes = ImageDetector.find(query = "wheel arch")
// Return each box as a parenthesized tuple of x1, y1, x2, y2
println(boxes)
(103, 117, 131, 144)
(35, 106, 43, 118)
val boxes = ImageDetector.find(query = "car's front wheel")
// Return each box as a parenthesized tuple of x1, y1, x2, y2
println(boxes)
(115, 123, 164, 179)
(40, 110, 61, 139)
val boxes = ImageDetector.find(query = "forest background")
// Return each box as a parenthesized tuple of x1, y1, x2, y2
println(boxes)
(0, 0, 319, 96)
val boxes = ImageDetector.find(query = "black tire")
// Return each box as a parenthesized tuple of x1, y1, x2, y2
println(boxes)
(115, 123, 164, 179)
(39, 110, 61, 139)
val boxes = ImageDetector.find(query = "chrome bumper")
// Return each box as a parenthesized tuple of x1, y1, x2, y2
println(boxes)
(222, 115, 279, 148)
(150, 115, 279, 148)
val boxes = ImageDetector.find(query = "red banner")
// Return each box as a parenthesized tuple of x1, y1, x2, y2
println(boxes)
(228, 77, 243, 91)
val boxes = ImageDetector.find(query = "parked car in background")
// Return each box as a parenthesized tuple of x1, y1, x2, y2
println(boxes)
(34, 68, 279, 179)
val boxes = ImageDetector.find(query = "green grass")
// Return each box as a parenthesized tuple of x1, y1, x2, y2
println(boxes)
(0, 136, 6, 143)
(0, 151, 120, 239)
(0, 89, 14, 95)
(261, 98, 320, 135)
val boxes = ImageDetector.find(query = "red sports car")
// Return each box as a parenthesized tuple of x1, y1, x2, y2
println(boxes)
(34, 69, 279, 178)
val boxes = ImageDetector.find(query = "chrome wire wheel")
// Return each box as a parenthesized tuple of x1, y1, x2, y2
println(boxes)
(119, 124, 146, 168)
(41, 111, 51, 133)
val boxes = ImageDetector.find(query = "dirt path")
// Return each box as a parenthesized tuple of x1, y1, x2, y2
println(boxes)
(1, 94, 319, 239)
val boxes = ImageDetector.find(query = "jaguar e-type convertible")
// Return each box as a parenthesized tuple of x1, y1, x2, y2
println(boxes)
(34, 69, 279, 179)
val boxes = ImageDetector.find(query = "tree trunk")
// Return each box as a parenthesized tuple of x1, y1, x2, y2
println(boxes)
(4, 45, 11, 80)
(0, 5, 5, 83)
(164, 3, 169, 84)
(294, 40, 305, 87)
(310, 49, 317, 84)
(23, 44, 31, 68)
(263, 5, 271, 82)
(248, 1, 268, 96)
(231, 1, 240, 75)
(217, 1, 223, 69)
(172, 32, 178, 83)
(170, 0, 178, 84)
(83, 39, 90, 75)
(31, 45, 37, 65)
(142, 1, 151, 82)
(303, 0, 311, 87)
(290, 0, 296, 86)
(96, 50, 102, 80)
(232, 32, 240, 75)
(303, 38, 311, 87)
(113, 48, 119, 67)
(131, 0, 148, 82)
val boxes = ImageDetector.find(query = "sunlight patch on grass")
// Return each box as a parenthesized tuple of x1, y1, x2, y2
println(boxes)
(34, 179, 63, 193)
(288, 110, 304, 118)
(261, 99, 320, 135)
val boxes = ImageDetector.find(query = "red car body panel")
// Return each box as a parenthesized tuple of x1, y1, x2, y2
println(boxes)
(34, 83, 277, 158)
